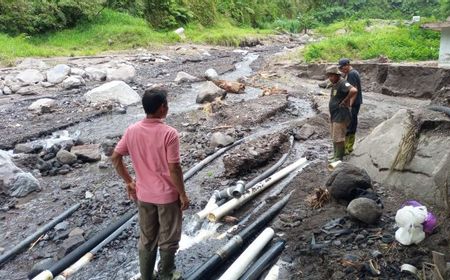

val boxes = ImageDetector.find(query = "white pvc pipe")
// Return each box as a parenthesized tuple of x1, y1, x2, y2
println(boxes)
(195, 196, 219, 220)
(218, 227, 275, 280)
(31, 270, 53, 280)
(208, 158, 308, 222)
(263, 264, 280, 280)
(327, 160, 342, 171)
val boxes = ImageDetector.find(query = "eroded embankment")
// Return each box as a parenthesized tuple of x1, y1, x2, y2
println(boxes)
(296, 62, 450, 101)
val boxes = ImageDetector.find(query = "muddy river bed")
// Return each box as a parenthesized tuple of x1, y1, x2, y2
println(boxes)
(1, 38, 449, 280)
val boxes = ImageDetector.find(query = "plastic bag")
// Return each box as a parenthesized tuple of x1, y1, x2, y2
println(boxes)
(395, 205, 427, 245)
(403, 200, 437, 234)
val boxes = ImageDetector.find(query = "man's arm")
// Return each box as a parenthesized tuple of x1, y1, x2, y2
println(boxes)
(111, 151, 136, 200)
(168, 162, 190, 210)
(340, 86, 357, 107)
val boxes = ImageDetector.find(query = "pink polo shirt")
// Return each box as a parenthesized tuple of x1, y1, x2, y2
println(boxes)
(114, 118, 180, 204)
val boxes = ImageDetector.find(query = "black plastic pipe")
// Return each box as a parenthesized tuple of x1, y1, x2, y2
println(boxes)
(239, 240, 286, 280)
(184, 139, 244, 181)
(32, 210, 136, 280)
(245, 136, 294, 190)
(54, 215, 137, 280)
(185, 194, 291, 280)
(0, 203, 81, 267)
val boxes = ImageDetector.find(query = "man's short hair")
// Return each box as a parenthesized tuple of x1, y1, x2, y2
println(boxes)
(142, 87, 168, 115)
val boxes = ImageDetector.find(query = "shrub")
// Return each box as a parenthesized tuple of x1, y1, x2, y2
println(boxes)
(0, 0, 103, 35)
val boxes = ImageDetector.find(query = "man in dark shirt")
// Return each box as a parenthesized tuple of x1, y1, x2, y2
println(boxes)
(338, 58, 362, 155)
(326, 65, 357, 161)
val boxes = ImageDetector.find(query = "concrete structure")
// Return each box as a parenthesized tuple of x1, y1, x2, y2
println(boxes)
(422, 17, 450, 68)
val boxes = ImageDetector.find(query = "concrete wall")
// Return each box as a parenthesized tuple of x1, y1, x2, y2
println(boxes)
(439, 27, 450, 68)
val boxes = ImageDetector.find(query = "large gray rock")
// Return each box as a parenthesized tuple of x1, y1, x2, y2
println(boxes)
(326, 162, 372, 201)
(17, 58, 47, 69)
(71, 144, 101, 162)
(46, 64, 71, 84)
(3, 86, 12, 95)
(0, 150, 40, 197)
(205, 68, 219, 80)
(84, 81, 140, 106)
(349, 109, 450, 207)
(175, 71, 200, 83)
(57, 235, 85, 259)
(62, 76, 85, 89)
(106, 65, 136, 82)
(196, 81, 226, 104)
(28, 98, 56, 112)
(14, 142, 43, 154)
(85, 67, 107, 81)
(16, 69, 45, 84)
(70, 68, 86, 77)
(347, 197, 382, 224)
(17, 86, 39, 96)
(56, 149, 77, 165)
(210, 132, 235, 148)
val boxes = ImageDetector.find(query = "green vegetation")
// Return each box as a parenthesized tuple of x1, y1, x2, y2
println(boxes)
(0, 0, 448, 63)
(0, 9, 267, 63)
(303, 20, 440, 62)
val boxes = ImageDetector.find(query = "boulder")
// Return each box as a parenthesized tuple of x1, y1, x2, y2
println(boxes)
(347, 197, 382, 224)
(71, 144, 101, 162)
(16, 69, 45, 85)
(57, 235, 85, 259)
(84, 81, 140, 106)
(348, 109, 450, 207)
(175, 71, 200, 84)
(17, 58, 47, 69)
(293, 123, 316, 140)
(46, 64, 71, 84)
(205, 68, 219, 80)
(70, 68, 86, 77)
(210, 132, 235, 148)
(106, 65, 136, 82)
(85, 67, 107, 81)
(326, 162, 372, 202)
(17, 86, 39, 96)
(28, 98, 56, 112)
(0, 150, 40, 197)
(62, 76, 85, 89)
(174, 27, 186, 39)
(14, 142, 43, 154)
(196, 81, 226, 104)
(56, 149, 77, 165)
(213, 80, 245, 94)
(3, 86, 12, 95)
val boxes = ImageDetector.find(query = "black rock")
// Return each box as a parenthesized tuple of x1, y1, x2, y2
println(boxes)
(326, 163, 372, 201)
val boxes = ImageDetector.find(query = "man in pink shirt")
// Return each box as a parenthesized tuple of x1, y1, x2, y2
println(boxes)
(111, 87, 189, 280)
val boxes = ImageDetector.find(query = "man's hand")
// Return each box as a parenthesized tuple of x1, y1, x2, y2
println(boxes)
(180, 193, 190, 211)
(126, 181, 137, 201)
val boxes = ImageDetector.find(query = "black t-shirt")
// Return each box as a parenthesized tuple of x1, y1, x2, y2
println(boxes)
(346, 69, 362, 106)
(329, 78, 352, 123)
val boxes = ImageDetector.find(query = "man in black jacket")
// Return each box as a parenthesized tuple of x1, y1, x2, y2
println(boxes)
(338, 58, 362, 155)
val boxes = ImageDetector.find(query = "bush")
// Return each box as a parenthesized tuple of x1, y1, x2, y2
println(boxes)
(303, 21, 439, 62)
(0, 0, 103, 35)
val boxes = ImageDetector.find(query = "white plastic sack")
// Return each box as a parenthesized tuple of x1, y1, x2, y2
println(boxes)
(395, 205, 427, 245)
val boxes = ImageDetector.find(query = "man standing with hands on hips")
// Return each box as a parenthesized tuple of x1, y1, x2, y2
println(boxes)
(338, 58, 362, 155)
(326, 65, 357, 162)
(112, 87, 189, 280)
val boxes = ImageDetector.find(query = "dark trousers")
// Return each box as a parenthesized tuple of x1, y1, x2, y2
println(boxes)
(347, 104, 360, 135)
